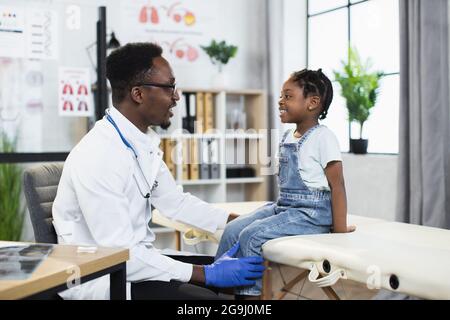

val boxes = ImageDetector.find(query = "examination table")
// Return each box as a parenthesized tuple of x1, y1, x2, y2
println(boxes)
(152, 201, 450, 300)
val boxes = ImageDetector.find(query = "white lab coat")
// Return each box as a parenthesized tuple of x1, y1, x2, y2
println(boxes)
(52, 106, 228, 300)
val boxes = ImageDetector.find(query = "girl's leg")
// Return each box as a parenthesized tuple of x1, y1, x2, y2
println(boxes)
(235, 207, 331, 297)
(215, 202, 276, 260)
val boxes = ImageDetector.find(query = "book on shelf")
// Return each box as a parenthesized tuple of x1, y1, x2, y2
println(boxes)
(195, 92, 204, 133)
(204, 92, 214, 132)
(163, 138, 177, 178)
(182, 92, 195, 133)
(209, 138, 220, 179)
(181, 138, 190, 180)
(189, 93, 196, 134)
(199, 138, 210, 179)
(189, 138, 199, 180)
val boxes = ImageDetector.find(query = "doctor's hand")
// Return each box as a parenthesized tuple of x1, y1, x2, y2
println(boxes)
(203, 242, 265, 288)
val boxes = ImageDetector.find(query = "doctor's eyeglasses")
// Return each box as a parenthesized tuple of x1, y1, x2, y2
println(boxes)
(137, 82, 177, 97)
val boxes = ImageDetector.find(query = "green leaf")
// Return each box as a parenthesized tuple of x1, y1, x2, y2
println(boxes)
(0, 133, 25, 241)
(333, 47, 384, 138)
(200, 39, 238, 68)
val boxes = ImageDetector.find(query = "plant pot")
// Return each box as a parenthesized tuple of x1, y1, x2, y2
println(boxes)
(212, 71, 227, 88)
(350, 139, 368, 154)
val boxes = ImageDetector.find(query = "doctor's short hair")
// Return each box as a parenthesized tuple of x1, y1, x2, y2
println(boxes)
(106, 42, 163, 104)
(290, 68, 333, 120)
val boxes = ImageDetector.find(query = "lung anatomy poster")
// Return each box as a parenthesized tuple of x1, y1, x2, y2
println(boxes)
(119, 0, 218, 66)
(58, 67, 93, 117)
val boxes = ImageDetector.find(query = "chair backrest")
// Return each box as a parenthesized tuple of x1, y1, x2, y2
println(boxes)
(23, 163, 64, 244)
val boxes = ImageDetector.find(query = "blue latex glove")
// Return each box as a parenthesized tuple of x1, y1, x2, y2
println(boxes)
(204, 242, 265, 287)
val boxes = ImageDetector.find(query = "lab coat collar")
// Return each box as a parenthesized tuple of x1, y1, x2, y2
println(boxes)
(108, 106, 161, 149)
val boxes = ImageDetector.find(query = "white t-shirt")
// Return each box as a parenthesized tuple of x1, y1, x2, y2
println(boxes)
(282, 125, 342, 191)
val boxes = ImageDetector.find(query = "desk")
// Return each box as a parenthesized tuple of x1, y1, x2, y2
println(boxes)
(0, 241, 129, 300)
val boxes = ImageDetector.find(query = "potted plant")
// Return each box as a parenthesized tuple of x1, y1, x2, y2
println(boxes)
(0, 133, 25, 240)
(334, 47, 383, 154)
(200, 39, 238, 87)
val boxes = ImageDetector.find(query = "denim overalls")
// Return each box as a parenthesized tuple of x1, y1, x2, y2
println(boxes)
(215, 125, 332, 296)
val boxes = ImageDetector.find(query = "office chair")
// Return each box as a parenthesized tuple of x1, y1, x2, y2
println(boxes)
(23, 163, 64, 244)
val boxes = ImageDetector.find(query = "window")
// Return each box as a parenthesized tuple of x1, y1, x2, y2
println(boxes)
(307, 0, 400, 153)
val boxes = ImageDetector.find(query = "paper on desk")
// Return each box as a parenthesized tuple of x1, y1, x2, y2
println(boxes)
(0, 244, 54, 280)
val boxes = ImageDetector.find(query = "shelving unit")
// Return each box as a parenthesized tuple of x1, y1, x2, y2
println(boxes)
(153, 88, 269, 252)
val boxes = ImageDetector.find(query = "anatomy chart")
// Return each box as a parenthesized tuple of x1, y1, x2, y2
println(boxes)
(119, 0, 218, 66)
(25, 8, 58, 60)
(58, 67, 93, 117)
(0, 5, 58, 60)
(0, 6, 26, 58)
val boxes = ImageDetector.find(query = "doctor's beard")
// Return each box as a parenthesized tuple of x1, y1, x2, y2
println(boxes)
(160, 121, 171, 130)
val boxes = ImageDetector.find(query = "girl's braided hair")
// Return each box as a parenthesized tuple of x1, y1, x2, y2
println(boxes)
(291, 68, 333, 120)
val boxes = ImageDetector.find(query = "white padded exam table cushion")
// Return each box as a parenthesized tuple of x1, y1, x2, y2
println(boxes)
(263, 215, 450, 300)
(152, 201, 450, 299)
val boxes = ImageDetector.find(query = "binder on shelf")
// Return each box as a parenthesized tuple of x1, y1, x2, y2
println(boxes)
(181, 93, 190, 133)
(189, 93, 196, 133)
(195, 92, 204, 133)
(189, 139, 199, 180)
(199, 138, 210, 179)
(204, 92, 214, 132)
(164, 138, 177, 178)
(209, 138, 220, 179)
(181, 138, 190, 180)
(189, 94, 196, 134)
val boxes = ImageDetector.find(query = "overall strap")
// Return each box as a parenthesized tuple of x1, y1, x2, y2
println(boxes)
(280, 129, 293, 144)
(297, 124, 321, 147)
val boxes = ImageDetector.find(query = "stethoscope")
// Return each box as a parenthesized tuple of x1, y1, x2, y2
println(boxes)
(105, 110, 158, 199)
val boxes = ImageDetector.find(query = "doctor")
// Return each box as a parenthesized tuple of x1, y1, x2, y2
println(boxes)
(52, 42, 265, 300)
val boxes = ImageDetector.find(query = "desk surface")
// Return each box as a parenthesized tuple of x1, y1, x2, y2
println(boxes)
(0, 241, 129, 300)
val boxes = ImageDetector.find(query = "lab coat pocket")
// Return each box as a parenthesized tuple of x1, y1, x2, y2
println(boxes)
(53, 220, 74, 243)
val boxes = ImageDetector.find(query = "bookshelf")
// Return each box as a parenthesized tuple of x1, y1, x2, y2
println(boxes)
(153, 88, 269, 252)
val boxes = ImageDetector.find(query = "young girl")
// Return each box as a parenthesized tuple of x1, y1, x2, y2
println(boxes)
(216, 68, 355, 299)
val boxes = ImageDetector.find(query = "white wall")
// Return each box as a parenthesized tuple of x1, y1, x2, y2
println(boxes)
(269, 0, 308, 134)
(165, 0, 267, 89)
(343, 154, 398, 221)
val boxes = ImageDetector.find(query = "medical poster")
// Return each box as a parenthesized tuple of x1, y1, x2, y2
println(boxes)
(0, 6, 26, 58)
(0, 58, 24, 137)
(25, 8, 59, 60)
(58, 67, 94, 117)
(0, 6, 58, 59)
(24, 60, 44, 112)
(119, 0, 219, 66)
